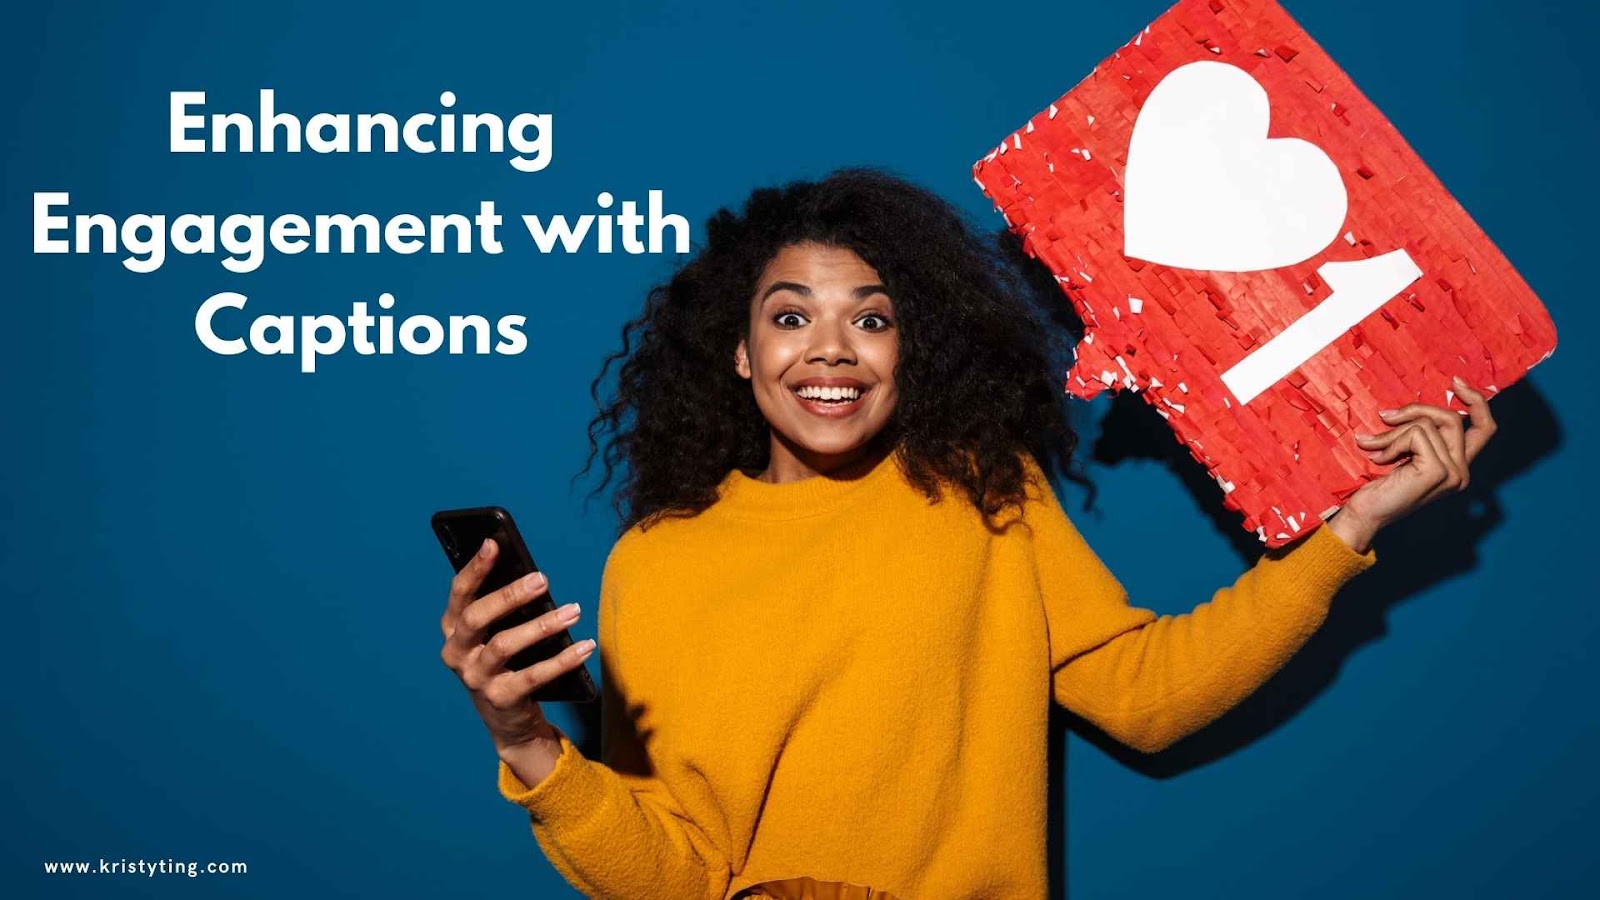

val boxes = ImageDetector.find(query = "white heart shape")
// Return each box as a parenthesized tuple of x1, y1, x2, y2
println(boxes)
(1124, 61, 1348, 272)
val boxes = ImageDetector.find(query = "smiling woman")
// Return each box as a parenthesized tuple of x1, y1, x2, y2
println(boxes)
(438, 168, 1493, 899)
(581, 169, 1078, 530)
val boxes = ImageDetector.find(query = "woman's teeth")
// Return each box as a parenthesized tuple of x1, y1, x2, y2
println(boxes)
(794, 385, 862, 403)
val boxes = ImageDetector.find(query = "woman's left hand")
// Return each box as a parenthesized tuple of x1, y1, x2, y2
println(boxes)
(1325, 376, 1498, 554)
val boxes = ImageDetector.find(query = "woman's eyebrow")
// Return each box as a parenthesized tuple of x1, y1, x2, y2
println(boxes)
(758, 281, 890, 304)
(760, 281, 811, 303)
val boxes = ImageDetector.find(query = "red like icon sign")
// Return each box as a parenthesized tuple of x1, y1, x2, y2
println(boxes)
(973, 0, 1557, 547)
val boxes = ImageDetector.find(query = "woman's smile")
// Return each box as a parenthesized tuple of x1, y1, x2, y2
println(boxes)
(788, 376, 872, 418)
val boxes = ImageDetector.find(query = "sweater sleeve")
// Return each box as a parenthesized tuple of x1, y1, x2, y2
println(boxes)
(494, 550, 732, 899)
(1022, 457, 1377, 753)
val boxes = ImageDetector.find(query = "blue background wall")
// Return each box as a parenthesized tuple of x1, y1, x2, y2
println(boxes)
(3, 0, 1596, 896)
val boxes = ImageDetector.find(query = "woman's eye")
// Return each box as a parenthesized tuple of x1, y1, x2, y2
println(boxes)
(857, 314, 892, 331)
(774, 312, 807, 328)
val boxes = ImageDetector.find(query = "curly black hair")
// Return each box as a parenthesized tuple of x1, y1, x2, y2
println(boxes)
(581, 167, 1079, 533)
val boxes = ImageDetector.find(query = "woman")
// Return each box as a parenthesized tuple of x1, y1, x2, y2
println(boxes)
(439, 170, 1496, 899)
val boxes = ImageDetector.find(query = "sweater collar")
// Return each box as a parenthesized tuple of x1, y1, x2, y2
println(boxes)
(715, 445, 906, 521)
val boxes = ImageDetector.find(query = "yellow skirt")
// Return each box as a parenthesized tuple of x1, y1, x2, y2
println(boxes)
(734, 875, 905, 899)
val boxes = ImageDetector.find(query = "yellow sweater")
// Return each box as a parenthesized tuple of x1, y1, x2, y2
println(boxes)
(497, 448, 1376, 898)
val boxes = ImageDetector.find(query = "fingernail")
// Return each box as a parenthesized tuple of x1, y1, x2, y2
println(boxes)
(576, 639, 596, 657)
(479, 540, 493, 558)
(524, 571, 547, 588)
(1452, 375, 1468, 389)
(1353, 432, 1374, 441)
(1379, 409, 1398, 418)
(559, 602, 580, 619)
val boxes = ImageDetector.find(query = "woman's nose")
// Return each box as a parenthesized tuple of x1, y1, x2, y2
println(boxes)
(805, 318, 856, 364)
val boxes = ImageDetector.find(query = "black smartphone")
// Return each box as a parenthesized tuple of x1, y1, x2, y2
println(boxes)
(431, 506, 598, 703)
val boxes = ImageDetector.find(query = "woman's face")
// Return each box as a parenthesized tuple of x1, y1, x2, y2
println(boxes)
(735, 242, 900, 479)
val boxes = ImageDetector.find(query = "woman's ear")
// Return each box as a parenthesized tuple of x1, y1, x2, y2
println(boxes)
(734, 339, 751, 380)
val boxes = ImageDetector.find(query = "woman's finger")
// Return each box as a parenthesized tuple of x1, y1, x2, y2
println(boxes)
(489, 639, 597, 709)
(447, 570, 549, 652)
(443, 538, 498, 637)
(1413, 418, 1467, 497)
(1360, 421, 1420, 462)
(1366, 421, 1461, 498)
(1377, 403, 1465, 465)
(473, 602, 582, 677)
(1354, 424, 1410, 452)
(1452, 377, 1498, 462)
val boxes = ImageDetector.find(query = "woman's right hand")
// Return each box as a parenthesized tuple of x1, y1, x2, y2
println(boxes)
(440, 538, 595, 782)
